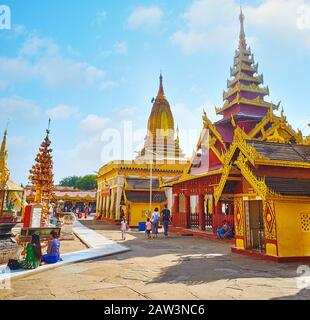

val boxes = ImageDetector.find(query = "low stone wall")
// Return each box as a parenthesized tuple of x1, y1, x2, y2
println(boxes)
(0, 238, 19, 265)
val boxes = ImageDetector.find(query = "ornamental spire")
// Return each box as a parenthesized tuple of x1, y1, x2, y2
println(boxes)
(1, 128, 7, 153)
(239, 7, 247, 50)
(157, 72, 165, 99)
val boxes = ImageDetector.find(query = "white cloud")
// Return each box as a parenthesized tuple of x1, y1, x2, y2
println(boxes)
(91, 10, 107, 27)
(117, 106, 138, 118)
(171, 0, 310, 54)
(99, 79, 118, 91)
(19, 36, 59, 57)
(46, 104, 79, 120)
(80, 114, 111, 135)
(127, 5, 163, 31)
(113, 41, 128, 55)
(0, 96, 41, 121)
(0, 35, 110, 90)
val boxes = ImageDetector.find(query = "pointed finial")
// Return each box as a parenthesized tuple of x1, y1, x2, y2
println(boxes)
(1, 127, 7, 152)
(46, 118, 51, 135)
(239, 7, 247, 50)
(157, 71, 165, 98)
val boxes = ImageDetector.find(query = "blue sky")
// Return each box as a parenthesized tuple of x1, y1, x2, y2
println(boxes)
(1, 0, 310, 184)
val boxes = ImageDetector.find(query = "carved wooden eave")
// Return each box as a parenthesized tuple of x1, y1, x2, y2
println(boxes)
(304, 134, 310, 145)
(202, 111, 226, 148)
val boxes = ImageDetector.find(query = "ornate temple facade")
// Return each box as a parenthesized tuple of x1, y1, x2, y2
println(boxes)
(168, 10, 310, 262)
(96, 75, 188, 227)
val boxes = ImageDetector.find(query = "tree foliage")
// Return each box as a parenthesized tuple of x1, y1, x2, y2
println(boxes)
(59, 174, 97, 190)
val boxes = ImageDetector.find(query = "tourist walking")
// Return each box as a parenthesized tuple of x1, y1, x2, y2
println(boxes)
(146, 218, 152, 240)
(161, 205, 171, 237)
(84, 205, 89, 219)
(121, 217, 127, 240)
(151, 208, 160, 239)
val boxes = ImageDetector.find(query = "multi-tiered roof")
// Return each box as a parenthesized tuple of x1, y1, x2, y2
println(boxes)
(216, 9, 279, 121)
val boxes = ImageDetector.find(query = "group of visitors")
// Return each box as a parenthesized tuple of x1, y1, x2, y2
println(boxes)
(145, 206, 171, 239)
(120, 205, 171, 241)
(74, 205, 91, 219)
(7, 230, 62, 271)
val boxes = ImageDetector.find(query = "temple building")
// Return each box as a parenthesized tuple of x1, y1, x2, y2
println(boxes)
(167, 10, 310, 262)
(96, 75, 188, 227)
(26, 186, 97, 213)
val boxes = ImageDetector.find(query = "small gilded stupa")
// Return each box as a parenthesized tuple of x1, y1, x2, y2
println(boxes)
(136, 73, 185, 162)
(28, 120, 54, 225)
(0, 129, 9, 190)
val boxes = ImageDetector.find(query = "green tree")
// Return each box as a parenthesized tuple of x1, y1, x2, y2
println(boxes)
(59, 176, 80, 188)
(76, 175, 97, 190)
(59, 175, 97, 190)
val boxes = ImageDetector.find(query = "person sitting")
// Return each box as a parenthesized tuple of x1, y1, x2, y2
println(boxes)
(223, 224, 234, 239)
(13, 234, 42, 270)
(216, 220, 229, 239)
(41, 230, 61, 264)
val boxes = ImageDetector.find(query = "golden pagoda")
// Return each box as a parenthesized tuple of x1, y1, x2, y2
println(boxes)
(96, 74, 188, 227)
(136, 73, 185, 162)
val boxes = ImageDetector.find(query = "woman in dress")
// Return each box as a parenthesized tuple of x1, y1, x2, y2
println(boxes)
(18, 233, 42, 269)
(41, 230, 61, 264)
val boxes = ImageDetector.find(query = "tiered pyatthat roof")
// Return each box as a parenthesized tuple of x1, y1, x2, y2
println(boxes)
(216, 9, 279, 118)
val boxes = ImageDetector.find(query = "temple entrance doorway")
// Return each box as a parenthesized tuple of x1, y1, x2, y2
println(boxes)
(244, 200, 265, 252)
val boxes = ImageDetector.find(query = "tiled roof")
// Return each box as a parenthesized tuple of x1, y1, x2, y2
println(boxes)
(265, 177, 310, 196)
(125, 191, 166, 203)
(126, 178, 160, 189)
(249, 140, 310, 162)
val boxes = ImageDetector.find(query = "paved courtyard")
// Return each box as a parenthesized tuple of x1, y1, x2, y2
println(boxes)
(0, 221, 309, 300)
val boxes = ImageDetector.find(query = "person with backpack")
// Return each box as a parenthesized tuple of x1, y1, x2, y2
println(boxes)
(161, 204, 171, 237)
(151, 207, 160, 239)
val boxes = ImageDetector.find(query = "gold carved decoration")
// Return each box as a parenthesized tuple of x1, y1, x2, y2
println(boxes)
(234, 153, 268, 200)
(263, 200, 277, 241)
(214, 164, 232, 205)
(234, 197, 244, 236)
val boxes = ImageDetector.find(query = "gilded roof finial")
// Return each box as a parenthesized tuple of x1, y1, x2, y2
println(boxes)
(157, 71, 165, 99)
(239, 7, 247, 50)
(47, 118, 51, 135)
(1, 128, 7, 153)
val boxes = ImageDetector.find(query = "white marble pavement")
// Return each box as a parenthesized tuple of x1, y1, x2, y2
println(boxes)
(0, 221, 129, 283)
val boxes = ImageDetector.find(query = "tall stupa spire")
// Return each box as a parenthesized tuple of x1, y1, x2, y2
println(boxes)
(239, 7, 247, 49)
(0, 128, 9, 189)
(157, 71, 165, 99)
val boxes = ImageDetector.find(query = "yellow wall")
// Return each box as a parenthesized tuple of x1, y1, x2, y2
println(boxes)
(275, 200, 310, 257)
(128, 202, 163, 227)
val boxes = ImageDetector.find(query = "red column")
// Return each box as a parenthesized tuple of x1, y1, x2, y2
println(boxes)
(185, 195, 190, 229)
(198, 194, 205, 231)
(173, 194, 179, 226)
